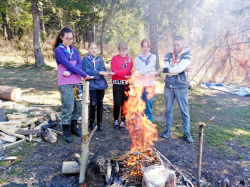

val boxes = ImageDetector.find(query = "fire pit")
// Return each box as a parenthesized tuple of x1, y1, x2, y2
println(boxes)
(104, 74, 176, 186)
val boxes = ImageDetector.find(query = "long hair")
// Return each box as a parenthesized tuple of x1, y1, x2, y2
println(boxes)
(53, 27, 72, 51)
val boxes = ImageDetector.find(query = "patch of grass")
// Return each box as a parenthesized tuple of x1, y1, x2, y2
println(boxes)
(0, 160, 11, 167)
(238, 155, 244, 159)
(0, 178, 7, 185)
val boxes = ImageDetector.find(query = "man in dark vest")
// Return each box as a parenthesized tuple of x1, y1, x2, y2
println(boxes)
(157, 36, 193, 143)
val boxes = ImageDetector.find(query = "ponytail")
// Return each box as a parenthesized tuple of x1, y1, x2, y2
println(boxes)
(53, 27, 72, 51)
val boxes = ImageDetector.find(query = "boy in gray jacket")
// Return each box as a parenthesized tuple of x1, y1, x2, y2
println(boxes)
(157, 36, 193, 143)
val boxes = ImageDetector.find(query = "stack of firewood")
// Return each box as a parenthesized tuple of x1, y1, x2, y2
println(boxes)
(0, 111, 60, 150)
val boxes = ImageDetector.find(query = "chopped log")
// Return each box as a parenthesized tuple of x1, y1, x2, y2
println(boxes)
(16, 129, 40, 135)
(0, 124, 25, 139)
(7, 113, 28, 120)
(0, 139, 26, 150)
(0, 86, 22, 101)
(22, 117, 39, 127)
(47, 128, 57, 143)
(62, 161, 80, 174)
(0, 132, 16, 143)
(0, 120, 22, 127)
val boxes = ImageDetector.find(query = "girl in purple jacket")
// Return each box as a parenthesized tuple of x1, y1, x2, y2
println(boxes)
(54, 27, 90, 143)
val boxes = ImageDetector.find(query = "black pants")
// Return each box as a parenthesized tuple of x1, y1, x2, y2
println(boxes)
(89, 89, 105, 124)
(113, 84, 129, 122)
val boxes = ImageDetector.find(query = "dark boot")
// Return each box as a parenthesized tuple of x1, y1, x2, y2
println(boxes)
(89, 118, 95, 130)
(70, 120, 81, 137)
(62, 125, 73, 143)
(97, 122, 103, 132)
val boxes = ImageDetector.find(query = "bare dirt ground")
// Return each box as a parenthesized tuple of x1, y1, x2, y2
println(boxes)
(0, 60, 249, 187)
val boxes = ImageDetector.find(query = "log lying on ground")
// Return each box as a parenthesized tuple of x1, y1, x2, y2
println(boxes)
(0, 120, 22, 127)
(16, 129, 40, 135)
(0, 124, 25, 139)
(0, 86, 22, 101)
(0, 132, 16, 143)
(7, 113, 28, 120)
(0, 139, 26, 150)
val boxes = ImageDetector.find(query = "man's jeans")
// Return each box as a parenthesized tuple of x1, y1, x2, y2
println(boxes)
(164, 86, 190, 134)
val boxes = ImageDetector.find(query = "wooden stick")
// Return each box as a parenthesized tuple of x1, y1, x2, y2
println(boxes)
(0, 139, 26, 150)
(48, 128, 63, 135)
(197, 124, 205, 186)
(196, 116, 214, 186)
(88, 125, 97, 142)
(79, 81, 89, 184)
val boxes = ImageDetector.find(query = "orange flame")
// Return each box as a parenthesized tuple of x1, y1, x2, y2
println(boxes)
(123, 71, 158, 152)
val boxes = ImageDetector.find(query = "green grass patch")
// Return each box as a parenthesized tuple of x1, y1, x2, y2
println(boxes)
(0, 178, 7, 185)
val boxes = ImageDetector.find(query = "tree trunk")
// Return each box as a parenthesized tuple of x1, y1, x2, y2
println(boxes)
(56, 8, 62, 30)
(32, 0, 45, 67)
(2, 12, 7, 39)
(40, 5, 46, 33)
(13, 3, 19, 37)
(2, 12, 13, 41)
(100, 18, 107, 55)
(149, 0, 160, 69)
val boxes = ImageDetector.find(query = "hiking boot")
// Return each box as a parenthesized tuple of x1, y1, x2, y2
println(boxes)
(70, 120, 81, 137)
(62, 125, 73, 143)
(114, 120, 119, 129)
(184, 133, 193, 143)
(162, 130, 172, 139)
(97, 122, 103, 132)
(119, 121, 126, 131)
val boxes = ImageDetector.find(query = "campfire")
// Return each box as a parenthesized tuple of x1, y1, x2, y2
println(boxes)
(105, 73, 175, 186)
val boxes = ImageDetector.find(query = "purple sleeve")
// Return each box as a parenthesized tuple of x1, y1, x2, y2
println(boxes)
(55, 48, 87, 78)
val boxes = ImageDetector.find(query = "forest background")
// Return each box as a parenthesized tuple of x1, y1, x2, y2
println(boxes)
(0, 0, 249, 86)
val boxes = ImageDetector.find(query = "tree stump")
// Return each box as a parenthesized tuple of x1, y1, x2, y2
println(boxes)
(0, 86, 22, 101)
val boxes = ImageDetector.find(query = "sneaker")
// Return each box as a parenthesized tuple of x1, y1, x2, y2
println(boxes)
(162, 130, 172, 139)
(114, 120, 119, 129)
(184, 133, 193, 143)
(119, 121, 126, 131)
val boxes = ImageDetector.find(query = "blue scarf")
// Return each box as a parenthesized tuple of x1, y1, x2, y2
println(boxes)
(58, 43, 74, 60)
(138, 54, 152, 65)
